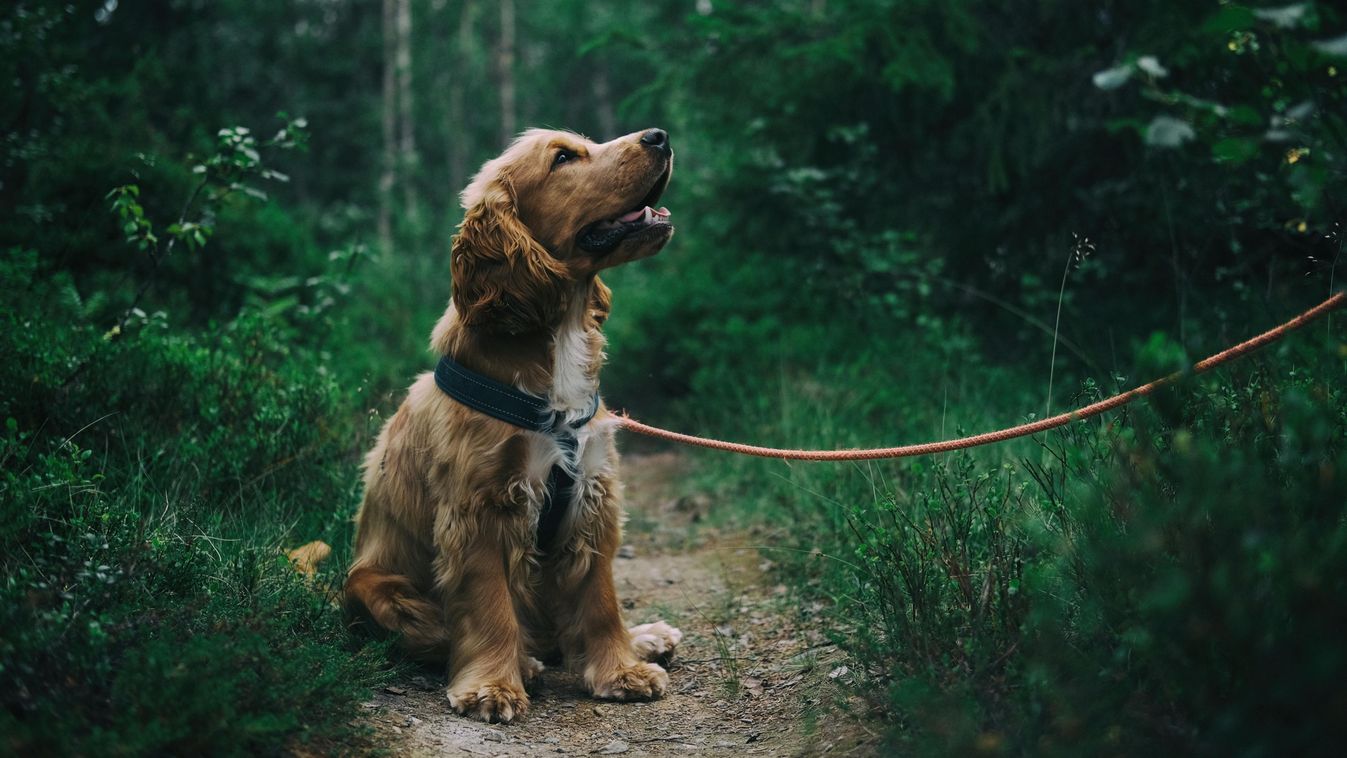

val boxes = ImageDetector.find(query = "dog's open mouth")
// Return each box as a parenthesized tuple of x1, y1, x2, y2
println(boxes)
(577, 167, 672, 254)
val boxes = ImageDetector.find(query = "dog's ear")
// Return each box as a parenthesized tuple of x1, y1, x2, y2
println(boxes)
(451, 179, 568, 335)
(589, 275, 612, 327)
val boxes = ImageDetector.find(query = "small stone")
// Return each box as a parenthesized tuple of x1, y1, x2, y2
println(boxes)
(404, 715, 422, 727)
(828, 665, 850, 680)
(482, 731, 505, 742)
(597, 739, 629, 754)
(742, 677, 764, 698)
(592, 704, 610, 716)
(673, 494, 711, 521)
(383, 685, 408, 696)
(617, 544, 636, 559)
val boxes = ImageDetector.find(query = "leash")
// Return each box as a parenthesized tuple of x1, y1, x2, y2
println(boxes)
(615, 292, 1345, 461)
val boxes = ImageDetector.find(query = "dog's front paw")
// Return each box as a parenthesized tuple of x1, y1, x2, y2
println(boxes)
(590, 662, 669, 701)
(628, 621, 683, 664)
(447, 680, 529, 723)
(520, 655, 545, 685)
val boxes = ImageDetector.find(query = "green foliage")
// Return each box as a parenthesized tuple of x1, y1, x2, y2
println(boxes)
(0, 242, 389, 755)
(2, 0, 1345, 753)
(1021, 376, 1347, 756)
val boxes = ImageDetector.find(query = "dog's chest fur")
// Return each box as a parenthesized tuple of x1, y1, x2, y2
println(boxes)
(516, 295, 614, 527)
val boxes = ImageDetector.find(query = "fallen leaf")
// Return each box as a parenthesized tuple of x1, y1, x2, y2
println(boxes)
(287, 540, 331, 577)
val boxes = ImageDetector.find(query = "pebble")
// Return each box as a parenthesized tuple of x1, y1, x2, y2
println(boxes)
(592, 704, 610, 716)
(383, 685, 408, 696)
(597, 739, 629, 755)
(617, 544, 636, 559)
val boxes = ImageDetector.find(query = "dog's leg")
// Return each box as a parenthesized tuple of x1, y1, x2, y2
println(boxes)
(441, 527, 531, 724)
(556, 550, 669, 700)
(344, 565, 451, 661)
(627, 621, 683, 664)
(552, 477, 670, 701)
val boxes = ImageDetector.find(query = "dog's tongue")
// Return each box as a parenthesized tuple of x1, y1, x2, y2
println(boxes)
(617, 206, 672, 223)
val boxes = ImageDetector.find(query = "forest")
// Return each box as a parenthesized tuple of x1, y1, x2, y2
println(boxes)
(2, 0, 1345, 754)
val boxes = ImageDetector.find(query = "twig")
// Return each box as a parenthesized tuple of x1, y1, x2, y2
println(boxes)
(626, 735, 692, 744)
(59, 177, 210, 391)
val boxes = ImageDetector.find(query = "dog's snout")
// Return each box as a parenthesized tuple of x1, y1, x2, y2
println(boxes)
(639, 128, 670, 153)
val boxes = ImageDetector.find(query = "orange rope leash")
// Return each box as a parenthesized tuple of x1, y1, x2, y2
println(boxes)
(615, 292, 1345, 461)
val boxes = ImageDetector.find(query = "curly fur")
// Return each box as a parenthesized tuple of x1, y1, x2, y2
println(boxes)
(345, 128, 680, 724)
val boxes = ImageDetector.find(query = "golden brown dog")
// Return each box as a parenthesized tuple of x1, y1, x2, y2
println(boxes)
(345, 127, 681, 723)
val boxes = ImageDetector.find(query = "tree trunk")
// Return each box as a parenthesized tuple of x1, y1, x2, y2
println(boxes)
(447, 0, 475, 197)
(496, 0, 516, 148)
(396, 0, 418, 223)
(378, 0, 397, 257)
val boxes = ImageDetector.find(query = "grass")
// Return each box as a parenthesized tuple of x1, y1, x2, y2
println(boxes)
(667, 296, 1347, 753)
(0, 248, 399, 755)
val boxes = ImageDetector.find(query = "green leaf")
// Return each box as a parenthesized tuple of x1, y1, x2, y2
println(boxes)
(1092, 64, 1133, 90)
(1228, 105, 1262, 126)
(1253, 4, 1309, 29)
(1311, 34, 1347, 57)
(1202, 5, 1256, 36)
(1212, 137, 1259, 164)
(1144, 115, 1195, 148)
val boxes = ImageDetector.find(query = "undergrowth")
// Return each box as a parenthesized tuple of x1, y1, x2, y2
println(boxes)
(673, 302, 1346, 755)
(0, 229, 398, 753)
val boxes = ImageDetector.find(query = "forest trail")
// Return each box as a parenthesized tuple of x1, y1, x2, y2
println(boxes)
(361, 451, 878, 756)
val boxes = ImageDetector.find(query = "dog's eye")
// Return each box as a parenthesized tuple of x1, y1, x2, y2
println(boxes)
(552, 149, 575, 169)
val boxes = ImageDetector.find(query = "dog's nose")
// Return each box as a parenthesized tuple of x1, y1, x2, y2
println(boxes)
(639, 128, 670, 153)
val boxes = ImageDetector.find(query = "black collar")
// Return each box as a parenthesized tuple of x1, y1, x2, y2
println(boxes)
(432, 354, 600, 552)
(433, 354, 599, 433)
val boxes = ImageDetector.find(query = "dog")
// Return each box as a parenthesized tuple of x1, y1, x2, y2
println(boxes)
(345, 127, 682, 723)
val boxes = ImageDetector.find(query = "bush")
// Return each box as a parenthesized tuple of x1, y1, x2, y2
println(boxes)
(0, 245, 390, 755)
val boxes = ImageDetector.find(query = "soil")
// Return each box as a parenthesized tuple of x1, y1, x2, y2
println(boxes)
(360, 451, 881, 756)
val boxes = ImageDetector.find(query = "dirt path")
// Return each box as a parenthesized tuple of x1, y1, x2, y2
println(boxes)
(360, 452, 878, 756)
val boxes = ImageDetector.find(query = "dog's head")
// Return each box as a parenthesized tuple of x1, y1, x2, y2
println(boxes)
(451, 128, 674, 334)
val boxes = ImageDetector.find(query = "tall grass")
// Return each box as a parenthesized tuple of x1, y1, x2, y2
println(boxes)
(0, 248, 396, 755)
(660, 291, 1347, 753)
